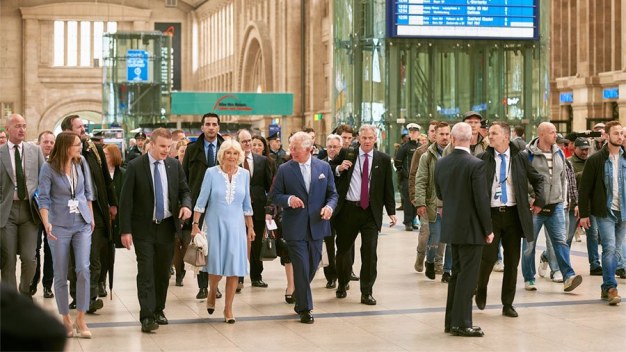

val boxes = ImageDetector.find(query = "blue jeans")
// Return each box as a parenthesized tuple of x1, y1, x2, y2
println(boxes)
(595, 211, 626, 291)
(522, 203, 576, 282)
(426, 214, 441, 263)
(542, 207, 575, 276)
(444, 243, 452, 273)
(585, 216, 602, 270)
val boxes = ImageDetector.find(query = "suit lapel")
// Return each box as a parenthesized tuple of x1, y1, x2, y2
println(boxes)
(143, 155, 155, 199)
(289, 160, 307, 194)
(165, 158, 176, 207)
(0, 144, 16, 185)
(23, 144, 35, 182)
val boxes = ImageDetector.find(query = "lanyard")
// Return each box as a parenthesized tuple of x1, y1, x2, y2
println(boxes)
(69, 164, 77, 199)
(494, 154, 511, 184)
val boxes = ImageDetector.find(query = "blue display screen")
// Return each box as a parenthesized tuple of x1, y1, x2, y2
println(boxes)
(388, 0, 539, 40)
(603, 87, 619, 100)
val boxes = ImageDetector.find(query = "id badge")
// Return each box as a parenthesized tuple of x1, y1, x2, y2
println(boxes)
(265, 219, 278, 230)
(493, 186, 502, 200)
(68, 199, 80, 214)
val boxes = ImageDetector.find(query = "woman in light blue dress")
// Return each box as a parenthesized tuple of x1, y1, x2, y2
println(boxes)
(190, 140, 255, 323)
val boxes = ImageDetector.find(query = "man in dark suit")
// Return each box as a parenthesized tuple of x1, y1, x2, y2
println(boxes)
(330, 124, 397, 305)
(237, 129, 273, 287)
(182, 112, 224, 298)
(271, 132, 338, 324)
(62, 115, 118, 313)
(120, 128, 192, 333)
(475, 121, 545, 318)
(434, 122, 494, 337)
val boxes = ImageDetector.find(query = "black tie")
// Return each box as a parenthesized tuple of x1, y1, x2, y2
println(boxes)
(207, 143, 215, 167)
(14, 145, 26, 200)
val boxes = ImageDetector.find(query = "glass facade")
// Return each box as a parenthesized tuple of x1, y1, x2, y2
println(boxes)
(333, 0, 550, 153)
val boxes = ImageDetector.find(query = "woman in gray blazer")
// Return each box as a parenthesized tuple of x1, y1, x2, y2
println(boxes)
(38, 132, 94, 338)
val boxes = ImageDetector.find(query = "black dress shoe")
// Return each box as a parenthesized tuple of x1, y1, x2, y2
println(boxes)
(425, 262, 436, 280)
(196, 288, 208, 299)
(98, 282, 108, 297)
(87, 298, 103, 314)
(175, 278, 183, 286)
(360, 294, 377, 305)
(236, 282, 243, 293)
(441, 272, 451, 283)
(299, 311, 315, 324)
(29, 285, 37, 296)
(251, 280, 269, 288)
(404, 225, 413, 231)
(154, 311, 168, 325)
(450, 326, 484, 337)
(326, 280, 337, 289)
(617, 268, 626, 279)
(216, 287, 223, 299)
(350, 272, 359, 281)
(475, 288, 487, 310)
(502, 305, 518, 317)
(336, 285, 348, 298)
(140, 318, 159, 333)
(43, 286, 54, 298)
(69, 300, 77, 310)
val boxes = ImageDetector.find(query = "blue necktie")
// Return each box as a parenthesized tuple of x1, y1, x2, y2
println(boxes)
(154, 161, 164, 221)
(207, 143, 215, 167)
(499, 153, 508, 204)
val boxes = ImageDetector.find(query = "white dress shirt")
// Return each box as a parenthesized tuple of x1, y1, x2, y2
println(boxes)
(148, 153, 172, 219)
(490, 148, 516, 207)
(7, 140, 25, 200)
(346, 148, 373, 202)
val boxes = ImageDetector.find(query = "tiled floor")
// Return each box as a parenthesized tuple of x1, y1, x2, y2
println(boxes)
(30, 212, 626, 351)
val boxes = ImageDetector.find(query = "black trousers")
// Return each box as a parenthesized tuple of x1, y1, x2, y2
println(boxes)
(335, 203, 379, 294)
(445, 244, 483, 330)
(401, 178, 417, 226)
(134, 218, 175, 320)
(323, 228, 337, 282)
(31, 225, 54, 289)
(477, 207, 523, 306)
(249, 218, 266, 281)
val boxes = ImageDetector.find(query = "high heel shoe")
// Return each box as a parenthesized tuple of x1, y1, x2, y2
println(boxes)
(206, 291, 216, 315)
(64, 320, 74, 338)
(74, 322, 92, 339)
(284, 290, 295, 304)
(224, 311, 235, 324)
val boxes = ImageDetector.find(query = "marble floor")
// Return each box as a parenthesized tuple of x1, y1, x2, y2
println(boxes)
(28, 212, 626, 351)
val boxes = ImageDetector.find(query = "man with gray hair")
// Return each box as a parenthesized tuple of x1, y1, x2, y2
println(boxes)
(435, 122, 493, 337)
(331, 124, 397, 305)
(521, 122, 583, 292)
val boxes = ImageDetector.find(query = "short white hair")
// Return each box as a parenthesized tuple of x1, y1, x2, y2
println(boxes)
(289, 131, 313, 149)
(359, 124, 377, 135)
(326, 133, 341, 145)
(217, 139, 245, 165)
(451, 122, 472, 142)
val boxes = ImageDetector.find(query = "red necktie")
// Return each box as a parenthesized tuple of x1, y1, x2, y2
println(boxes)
(360, 153, 369, 209)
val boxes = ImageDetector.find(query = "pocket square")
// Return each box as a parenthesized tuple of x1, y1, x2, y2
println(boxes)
(318, 174, 326, 179)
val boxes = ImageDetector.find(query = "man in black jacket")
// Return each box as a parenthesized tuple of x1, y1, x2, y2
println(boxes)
(578, 121, 625, 305)
(182, 113, 224, 298)
(62, 115, 118, 313)
(475, 122, 545, 318)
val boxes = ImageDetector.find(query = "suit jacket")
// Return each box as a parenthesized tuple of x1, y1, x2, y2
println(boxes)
(248, 153, 273, 222)
(82, 142, 117, 238)
(119, 154, 192, 239)
(270, 157, 338, 241)
(330, 148, 396, 231)
(435, 149, 492, 245)
(37, 157, 94, 226)
(182, 133, 224, 208)
(0, 142, 45, 227)
(477, 143, 546, 241)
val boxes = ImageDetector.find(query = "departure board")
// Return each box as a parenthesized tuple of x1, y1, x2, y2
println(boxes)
(388, 0, 538, 39)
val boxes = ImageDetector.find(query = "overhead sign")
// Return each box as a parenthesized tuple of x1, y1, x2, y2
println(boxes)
(603, 87, 619, 100)
(560, 92, 573, 104)
(171, 92, 294, 115)
(127, 50, 149, 82)
(388, 0, 539, 40)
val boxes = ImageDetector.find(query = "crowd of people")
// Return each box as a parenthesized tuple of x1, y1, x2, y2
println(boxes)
(0, 109, 624, 343)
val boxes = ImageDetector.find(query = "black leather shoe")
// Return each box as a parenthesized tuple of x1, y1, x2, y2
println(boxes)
(350, 272, 359, 281)
(425, 262, 436, 280)
(360, 294, 377, 305)
(475, 288, 487, 310)
(326, 280, 337, 289)
(140, 318, 159, 333)
(196, 288, 208, 299)
(299, 311, 315, 324)
(69, 300, 77, 310)
(617, 268, 626, 279)
(251, 280, 269, 288)
(175, 278, 183, 286)
(43, 286, 54, 298)
(236, 282, 243, 293)
(441, 272, 451, 283)
(154, 311, 168, 325)
(87, 298, 103, 314)
(29, 285, 37, 296)
(336, 285, 348, 298)
(450, 326, 484, 337)
(98, 282, 108, 297)
(404, 225, 413, 231)
(502, 305, 518, 317)
(216, 287, 223, 299)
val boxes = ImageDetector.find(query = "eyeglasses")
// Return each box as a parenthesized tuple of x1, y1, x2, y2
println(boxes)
(240, 139, 251, 144)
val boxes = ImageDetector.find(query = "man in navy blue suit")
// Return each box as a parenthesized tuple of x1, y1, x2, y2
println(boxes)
(271, 131, 338, 324)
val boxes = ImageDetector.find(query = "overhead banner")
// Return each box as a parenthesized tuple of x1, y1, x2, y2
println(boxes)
(171, 92, 294, 116)
(155, 22, 182, 91)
